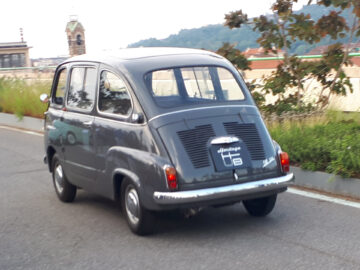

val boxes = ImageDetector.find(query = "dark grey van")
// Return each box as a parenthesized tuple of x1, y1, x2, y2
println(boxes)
(41, 47, 294, 235)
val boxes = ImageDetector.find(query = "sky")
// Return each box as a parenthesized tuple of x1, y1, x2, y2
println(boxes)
(0, 0, 307, 58)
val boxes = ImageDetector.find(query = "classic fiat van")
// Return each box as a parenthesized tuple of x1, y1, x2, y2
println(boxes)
(41, 48, 294, 235)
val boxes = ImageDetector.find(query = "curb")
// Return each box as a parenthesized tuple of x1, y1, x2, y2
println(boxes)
(292, 166, 360, 200)
(1, 112, 359, 200)
(0, 112, 44, 133)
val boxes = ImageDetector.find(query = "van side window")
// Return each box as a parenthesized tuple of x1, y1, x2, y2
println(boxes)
(98, 71, 132, 116)
(67, 67, 97, 111)
(53, 68, 67, 105)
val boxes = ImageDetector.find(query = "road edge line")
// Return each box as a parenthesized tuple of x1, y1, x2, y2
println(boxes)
(0, 125, 44, 137)
(288, 187, 360, 209)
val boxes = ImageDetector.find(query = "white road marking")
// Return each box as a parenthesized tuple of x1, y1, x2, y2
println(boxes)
(288, 187, 360, 209)
(0, 125, 43, 137)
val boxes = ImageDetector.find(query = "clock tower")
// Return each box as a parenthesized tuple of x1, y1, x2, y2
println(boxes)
(65, 15, 86, 57)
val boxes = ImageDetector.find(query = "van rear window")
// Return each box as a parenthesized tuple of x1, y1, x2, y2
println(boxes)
(144, 66, 245, 108)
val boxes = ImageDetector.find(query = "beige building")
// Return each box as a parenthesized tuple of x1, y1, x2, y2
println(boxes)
(66, 16, 86, 57)
(0, 42, 31, 68)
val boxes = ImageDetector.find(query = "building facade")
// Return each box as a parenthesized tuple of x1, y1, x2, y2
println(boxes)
(0, 42, 31, 68)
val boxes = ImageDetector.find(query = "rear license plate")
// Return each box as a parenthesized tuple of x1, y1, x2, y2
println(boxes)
(210, 141, 251, 172)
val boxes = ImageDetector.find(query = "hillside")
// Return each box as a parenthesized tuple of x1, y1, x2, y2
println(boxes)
(128, 4, 353, 54)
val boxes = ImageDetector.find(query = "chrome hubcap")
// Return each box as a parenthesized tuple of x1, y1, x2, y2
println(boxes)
(67, 133, 76, 145)
(125, 187, 140, 225)
(54, 164, 64, 194)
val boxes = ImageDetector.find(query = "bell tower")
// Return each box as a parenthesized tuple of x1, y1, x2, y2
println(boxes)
(65, 15, 86, 57)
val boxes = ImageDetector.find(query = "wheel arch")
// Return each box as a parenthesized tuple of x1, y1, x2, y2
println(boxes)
(47, 146, 56, 172)
(112, 168, 141, 201)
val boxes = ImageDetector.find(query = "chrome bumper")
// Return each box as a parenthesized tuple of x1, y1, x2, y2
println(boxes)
(153, 173, 294, 205)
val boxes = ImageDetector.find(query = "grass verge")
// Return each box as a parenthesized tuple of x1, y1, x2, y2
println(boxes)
(269, 111, 360, 178)
(0, 77, 51, 119)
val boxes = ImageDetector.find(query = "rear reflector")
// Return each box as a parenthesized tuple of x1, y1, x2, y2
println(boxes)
(165, 166, 177, 190)
(280, 152, 290, 173)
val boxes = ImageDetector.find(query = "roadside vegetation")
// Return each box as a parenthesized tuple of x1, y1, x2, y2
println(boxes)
(0, 77, 51, 119)
(220, 0, 360, 114)
(217, 0, 360, 179)
(268, 111, 360, 178)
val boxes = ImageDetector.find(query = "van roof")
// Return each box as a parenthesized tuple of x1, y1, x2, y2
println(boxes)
(66, 47, 222, 63)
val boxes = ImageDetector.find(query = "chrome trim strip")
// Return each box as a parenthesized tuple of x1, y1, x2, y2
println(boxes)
(148, 105, 257, 122)
(153, 173, 294, 205)
(211, 136, 239, 145)
(65, 160, 97, 172)
(93, 116, 147, 126)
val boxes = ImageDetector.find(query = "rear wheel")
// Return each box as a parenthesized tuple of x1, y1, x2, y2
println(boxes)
(243, 194, 277, 217)
(121, 178, 155, 235)
(52, 154, 77, 202)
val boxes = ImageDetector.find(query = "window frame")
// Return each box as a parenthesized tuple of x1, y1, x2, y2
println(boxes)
(50, 65, 68, 108)
(96, 69, 134, 119)
(65, 65, 98, 113)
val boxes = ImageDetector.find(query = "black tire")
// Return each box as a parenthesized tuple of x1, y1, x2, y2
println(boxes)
(121, 178, 155, 235)
(52, 154, 77, 203)
(243, 194, 277, 217)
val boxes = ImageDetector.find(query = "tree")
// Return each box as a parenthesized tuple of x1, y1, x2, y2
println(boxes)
(216, 42, 251, 71)
(224, 0, 359, 114)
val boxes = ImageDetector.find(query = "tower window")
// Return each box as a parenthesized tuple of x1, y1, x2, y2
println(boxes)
(76, 34, 82, 45)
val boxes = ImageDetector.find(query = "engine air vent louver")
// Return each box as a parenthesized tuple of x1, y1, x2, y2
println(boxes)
(223, 122, 265, 160)
(177, 124, 215, 168)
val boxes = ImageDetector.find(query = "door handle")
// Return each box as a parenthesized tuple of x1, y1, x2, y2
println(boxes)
(84, 121, 93, 127)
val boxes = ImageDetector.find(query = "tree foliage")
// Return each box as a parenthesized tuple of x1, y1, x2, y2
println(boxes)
(215, 42, 251, 71)
(224, 0, 360, 114)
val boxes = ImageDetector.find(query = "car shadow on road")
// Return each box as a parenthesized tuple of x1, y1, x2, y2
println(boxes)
(72, 191, 285, 238)
(152, 206, 283, 238)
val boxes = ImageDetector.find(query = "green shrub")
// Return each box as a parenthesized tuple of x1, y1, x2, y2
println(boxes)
(270, 112, 360, 178)
(0, 77, 51, 119)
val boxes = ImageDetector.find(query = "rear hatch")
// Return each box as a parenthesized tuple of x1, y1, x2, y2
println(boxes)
(153, 106, 281, 190)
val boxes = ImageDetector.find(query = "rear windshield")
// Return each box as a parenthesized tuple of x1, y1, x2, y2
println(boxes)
(144, 66, 245, 108)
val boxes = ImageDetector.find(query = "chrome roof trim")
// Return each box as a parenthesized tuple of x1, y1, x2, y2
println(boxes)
(148, 105, 257, 122)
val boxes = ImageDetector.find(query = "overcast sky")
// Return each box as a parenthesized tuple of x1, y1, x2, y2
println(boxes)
(1, 0, 307, 58)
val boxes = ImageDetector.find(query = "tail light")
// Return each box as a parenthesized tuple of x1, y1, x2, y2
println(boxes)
(164, 166, 177, 190)
(279, 152, 290, 173)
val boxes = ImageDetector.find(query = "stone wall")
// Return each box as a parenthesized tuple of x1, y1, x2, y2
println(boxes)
(0, 67, 54, 82)
(243, 66, 360, 112)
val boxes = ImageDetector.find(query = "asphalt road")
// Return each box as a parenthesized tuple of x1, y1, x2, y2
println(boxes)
(1, 127, 360, 270)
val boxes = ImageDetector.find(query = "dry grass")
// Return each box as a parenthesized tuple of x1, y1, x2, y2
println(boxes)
(0, 77, 51, 119)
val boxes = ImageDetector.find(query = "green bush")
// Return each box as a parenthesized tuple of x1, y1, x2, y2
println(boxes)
(0, 77, 51, 119)
(270, 112, 360, 178)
